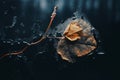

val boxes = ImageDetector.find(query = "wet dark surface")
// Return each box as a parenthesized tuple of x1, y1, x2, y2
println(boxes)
(0, 0, 119, 80)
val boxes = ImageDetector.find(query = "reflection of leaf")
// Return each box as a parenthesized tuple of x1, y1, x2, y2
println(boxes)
(57, 19, 97, 63)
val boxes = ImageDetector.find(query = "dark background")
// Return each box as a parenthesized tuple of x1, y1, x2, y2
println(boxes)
(0, 0, 119, 80)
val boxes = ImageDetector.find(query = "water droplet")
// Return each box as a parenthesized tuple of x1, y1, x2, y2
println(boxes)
(39, 33, 42, 36)
(97, 52, 104, 55)
(10, 16, 17, 28)
(20, 22, 24, 27)
(11, 6, 16, 10)
(17, 55, 22, 58)
(38, 51, 46, 54)
(7, 41, 10, 43)
(23, 41, 30, 45)
(72, 17, 76, 20)
(3, 41, 6, 43)
(32, 36, 37, 39)
(17, 42, 20, 44)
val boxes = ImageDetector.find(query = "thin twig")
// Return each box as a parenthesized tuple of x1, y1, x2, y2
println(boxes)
(0, 6, 58, 59)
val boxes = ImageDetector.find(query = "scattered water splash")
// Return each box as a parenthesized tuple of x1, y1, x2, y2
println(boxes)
(0, 16, 45, 46)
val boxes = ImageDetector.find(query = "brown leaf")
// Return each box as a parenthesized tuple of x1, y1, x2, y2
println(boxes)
(63, 21, 82, 41)
(57, 19, 97, 62)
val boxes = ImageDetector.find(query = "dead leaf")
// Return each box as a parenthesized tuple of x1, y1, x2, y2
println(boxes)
(63, 21, 82, 41)
(57, 19, 97, 62)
